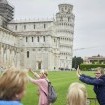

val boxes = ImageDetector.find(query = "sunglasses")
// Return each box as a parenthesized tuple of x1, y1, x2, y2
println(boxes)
(95, 73, 101, 74)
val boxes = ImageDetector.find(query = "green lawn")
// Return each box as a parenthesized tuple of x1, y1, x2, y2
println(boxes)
(22, 71, 98, 105)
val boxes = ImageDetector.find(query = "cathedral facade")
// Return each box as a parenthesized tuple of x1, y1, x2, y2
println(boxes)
(0, 0, 75, 70)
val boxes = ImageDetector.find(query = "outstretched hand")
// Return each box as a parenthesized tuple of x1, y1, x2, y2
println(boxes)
(76, 65, 81, 78)
(27, 68, 40, 79)
(28, 68, 33, 72)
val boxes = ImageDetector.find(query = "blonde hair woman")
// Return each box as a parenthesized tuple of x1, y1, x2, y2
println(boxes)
(67, 82, 87, 105)
(0, 67, 28, 105)
(28, 69, 49, 105)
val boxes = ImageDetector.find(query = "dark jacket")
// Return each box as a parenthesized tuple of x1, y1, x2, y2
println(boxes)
(79, 74, 105, 105)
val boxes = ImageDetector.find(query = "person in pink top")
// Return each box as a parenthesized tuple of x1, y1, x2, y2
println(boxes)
(28, 69, 49, 105)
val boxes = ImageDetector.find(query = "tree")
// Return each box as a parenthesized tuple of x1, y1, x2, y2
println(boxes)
(72, 56, 83, 69)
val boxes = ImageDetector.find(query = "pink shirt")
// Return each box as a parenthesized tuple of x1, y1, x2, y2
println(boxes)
(29, 77, 48, 105)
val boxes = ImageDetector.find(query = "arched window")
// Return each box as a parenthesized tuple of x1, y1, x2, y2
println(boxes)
(15, 25, 17, 30)
(43, 36, 45, 42)
(32, 37, 34, 42)
(26, 37, 28, 42)
(24, 25, 26, 30)
(37, 36, 39, 42)
(34, 24, 35, 29)
(44, 24, 46, 28)
(68, 17, 70, 22)
(27, 51, 29, 58)
(65, 6, 67, 10)
(61, 8, 64, 12)
(60, 17, 63, 21)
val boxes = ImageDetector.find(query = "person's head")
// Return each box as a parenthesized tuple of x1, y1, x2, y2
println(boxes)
(0, 67, 28, 101)
(95, 67, 104, 78)
(67, 82, 87, 105)
(39, 70, 48, 78)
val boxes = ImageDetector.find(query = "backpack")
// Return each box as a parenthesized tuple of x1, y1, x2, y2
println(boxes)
(43, 80, 57, 103)
(47, 81, 57, 103)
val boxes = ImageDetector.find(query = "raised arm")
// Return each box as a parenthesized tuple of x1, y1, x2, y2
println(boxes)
(76, 66, 103, 85)
(76, 65, 81, 78)
(29, 68, 40, 79)
(76, 66, 95, 79)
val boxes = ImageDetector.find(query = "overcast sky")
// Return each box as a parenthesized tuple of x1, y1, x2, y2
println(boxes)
(8, 0, 105, 58)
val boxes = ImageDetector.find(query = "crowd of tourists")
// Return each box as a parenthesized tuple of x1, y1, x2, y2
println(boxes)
(0, 66, 105, 105)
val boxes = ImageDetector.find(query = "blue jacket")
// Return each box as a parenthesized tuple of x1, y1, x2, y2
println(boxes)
(80, 74, 105, 105)
(0, 101, 23, 105)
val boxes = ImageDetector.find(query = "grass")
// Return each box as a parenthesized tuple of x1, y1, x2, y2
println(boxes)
(22, 71, 99, 105)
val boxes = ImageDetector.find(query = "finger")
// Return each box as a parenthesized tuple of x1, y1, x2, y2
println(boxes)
(77, 65, 79, 69)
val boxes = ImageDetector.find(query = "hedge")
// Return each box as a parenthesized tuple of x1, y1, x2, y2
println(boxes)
(80, 64, 105, 70)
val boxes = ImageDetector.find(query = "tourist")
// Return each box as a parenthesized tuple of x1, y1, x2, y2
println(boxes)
(0, 67, 28, 105)
(67, 82, 87, 105)
(28, 69, 49, 105)
(77, 66, 105, 105)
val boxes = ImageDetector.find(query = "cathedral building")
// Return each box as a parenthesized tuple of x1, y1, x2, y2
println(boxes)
(0, 0, 75, 70)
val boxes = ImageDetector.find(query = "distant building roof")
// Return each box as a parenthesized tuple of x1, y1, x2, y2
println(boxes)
(87, 55, 105, 60)
(84, 55, 105, 62)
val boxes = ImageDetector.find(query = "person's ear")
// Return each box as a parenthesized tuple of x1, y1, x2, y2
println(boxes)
(14, 94, 19, 100)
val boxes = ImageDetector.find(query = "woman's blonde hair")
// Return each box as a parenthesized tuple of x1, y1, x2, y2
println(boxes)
(40, 70, 48, 77)
(67, 82, 87, 105)
(0, 67, 28, 100)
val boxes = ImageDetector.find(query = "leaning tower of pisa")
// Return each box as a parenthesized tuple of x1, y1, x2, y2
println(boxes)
(55, 4, 75, 70)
